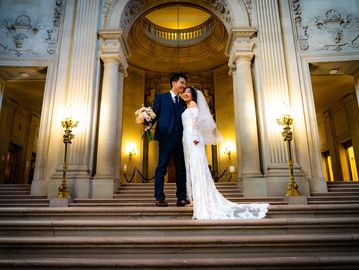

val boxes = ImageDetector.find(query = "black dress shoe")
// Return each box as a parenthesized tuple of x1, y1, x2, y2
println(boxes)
(155, 200, 168, 207)
(176, 199, 189, 207)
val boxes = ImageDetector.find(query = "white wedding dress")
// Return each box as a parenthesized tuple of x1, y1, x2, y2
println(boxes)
(182, 107, 269, 220)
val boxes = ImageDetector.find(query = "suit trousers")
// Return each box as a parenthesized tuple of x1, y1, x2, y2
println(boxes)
(154, 131, 186, 201)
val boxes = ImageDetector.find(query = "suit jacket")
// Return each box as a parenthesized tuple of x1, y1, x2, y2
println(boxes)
(152, 92, 186, 142)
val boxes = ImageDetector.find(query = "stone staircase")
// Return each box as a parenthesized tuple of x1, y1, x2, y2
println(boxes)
(73, 182, 287, 207)
(0, 184, 49, 207)
(309, 181, 359, 204)
(0, 181, 358, 269)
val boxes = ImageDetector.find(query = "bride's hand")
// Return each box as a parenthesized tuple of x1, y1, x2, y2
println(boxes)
(193, 140, 199, 145)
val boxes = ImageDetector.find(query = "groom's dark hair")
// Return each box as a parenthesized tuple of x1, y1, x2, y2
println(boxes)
(169, 72, 187, 88)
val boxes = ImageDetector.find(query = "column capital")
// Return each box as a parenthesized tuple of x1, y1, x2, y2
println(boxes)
(99, 30, 128, 74)
(227, 38, 254, 75)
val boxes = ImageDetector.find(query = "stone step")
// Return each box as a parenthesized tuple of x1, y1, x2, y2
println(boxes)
(308, 200, 359, 204)
(0, 218, 358, 237)
(0, 204, 49, 207)
(311, 192, 359, 197)
(327, 181, 359, 184)
(113, 192, 243, 198)
(70, 201, 288, 207)
(0, 255, 358, 270)
(0, 234, 358, 254)
(0, 191, 31, 195)
(327, 187, 359, 192)
(0, 199, 49, 204)
(75, 197, 284, 203)
(0, 195, 47, 199)
(308, 196, 359, 201)
(116, 188, 241, 193)
(0, 205, 359, 220)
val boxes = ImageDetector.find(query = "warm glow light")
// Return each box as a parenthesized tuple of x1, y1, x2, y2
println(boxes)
(221, 141, 235, 160)
(145, 6, 211, 30)
(125, 143, 137, 160)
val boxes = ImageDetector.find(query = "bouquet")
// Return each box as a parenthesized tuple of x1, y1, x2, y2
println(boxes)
(135, 105, 156, 141)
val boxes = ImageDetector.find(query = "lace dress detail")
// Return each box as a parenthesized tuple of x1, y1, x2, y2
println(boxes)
(182, 107, 269, 220)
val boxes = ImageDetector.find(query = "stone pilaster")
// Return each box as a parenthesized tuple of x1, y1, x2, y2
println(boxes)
(48, 0, 100, 199)
(255, 0, 309, 196)
(92, 30, 128, 198)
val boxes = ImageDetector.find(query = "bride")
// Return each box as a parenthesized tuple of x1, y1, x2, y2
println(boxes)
(181, 86, 269, 220)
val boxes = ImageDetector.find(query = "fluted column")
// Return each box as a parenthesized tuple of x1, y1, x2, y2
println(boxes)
(46, 0, 100, 199)
(254, 0, 309, 196)
(230, 40, 261, 178)
(256, 0, 290, 170)
(93, 30, 128, 198)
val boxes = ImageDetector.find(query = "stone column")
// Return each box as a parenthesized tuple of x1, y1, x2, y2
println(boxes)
(92, 31, 128, 198)
(230, 41, 261, 178)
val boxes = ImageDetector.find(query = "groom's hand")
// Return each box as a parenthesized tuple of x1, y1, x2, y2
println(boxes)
(193, 140, 199, 145)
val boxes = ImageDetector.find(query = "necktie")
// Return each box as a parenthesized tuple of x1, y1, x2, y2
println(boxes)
(174, 95, 178, 105)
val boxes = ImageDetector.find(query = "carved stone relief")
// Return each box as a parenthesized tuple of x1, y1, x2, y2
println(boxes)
(291, 0, 359, 52)
(0, 0, 65, 57)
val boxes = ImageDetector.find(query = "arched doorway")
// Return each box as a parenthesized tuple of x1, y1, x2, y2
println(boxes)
(119, 2, 234, 183)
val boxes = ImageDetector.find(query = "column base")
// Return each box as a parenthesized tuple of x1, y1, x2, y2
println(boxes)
(91, 177, 115, 199)
(308, 177, 328, 193)
(242, 175, 310, 197)
(49, 198, 73, 207)
(48, 167, 91, 199)
(30, 180, 48, 196)
(284, 195, 308, 205)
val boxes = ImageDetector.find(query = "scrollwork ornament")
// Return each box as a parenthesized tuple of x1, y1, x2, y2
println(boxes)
(291, 0, 359, 52)
(0, 0, 65, 57)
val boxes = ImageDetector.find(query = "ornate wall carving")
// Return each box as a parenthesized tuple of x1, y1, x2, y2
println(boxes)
(0, 0, 65, 57)
(291, 0, 359, 52)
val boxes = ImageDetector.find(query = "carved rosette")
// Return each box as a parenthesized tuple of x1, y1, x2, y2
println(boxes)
(291, 0, 359, 52)
(0, 0, 65, 57)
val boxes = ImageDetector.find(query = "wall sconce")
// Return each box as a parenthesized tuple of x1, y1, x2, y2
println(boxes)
(125, 143, 137, 160)
(222, 142, 235, 160)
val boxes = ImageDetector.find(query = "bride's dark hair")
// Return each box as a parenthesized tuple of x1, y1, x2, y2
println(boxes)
(187, 86, 197, 103)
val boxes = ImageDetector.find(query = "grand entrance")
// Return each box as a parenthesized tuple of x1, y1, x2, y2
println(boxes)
(119, 3, 236, 184)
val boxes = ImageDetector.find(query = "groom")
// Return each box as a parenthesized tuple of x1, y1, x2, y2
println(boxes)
(152, 72, 188, 207)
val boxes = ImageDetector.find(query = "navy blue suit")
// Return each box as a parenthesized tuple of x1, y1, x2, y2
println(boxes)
(152, 92, 186, 202)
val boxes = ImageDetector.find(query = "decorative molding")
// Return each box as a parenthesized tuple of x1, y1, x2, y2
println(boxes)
(243, 0, 253, 24)
(291, 0, 359, 52)
(291, 0, 309, 50)
(225, 27, 257, 56)
(227, 39, 254, 74)
(99, 30, 129, 76)
(0, 0, 65, 57)
(225, 27, 256, 70)
(102, 0, 115, 27)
